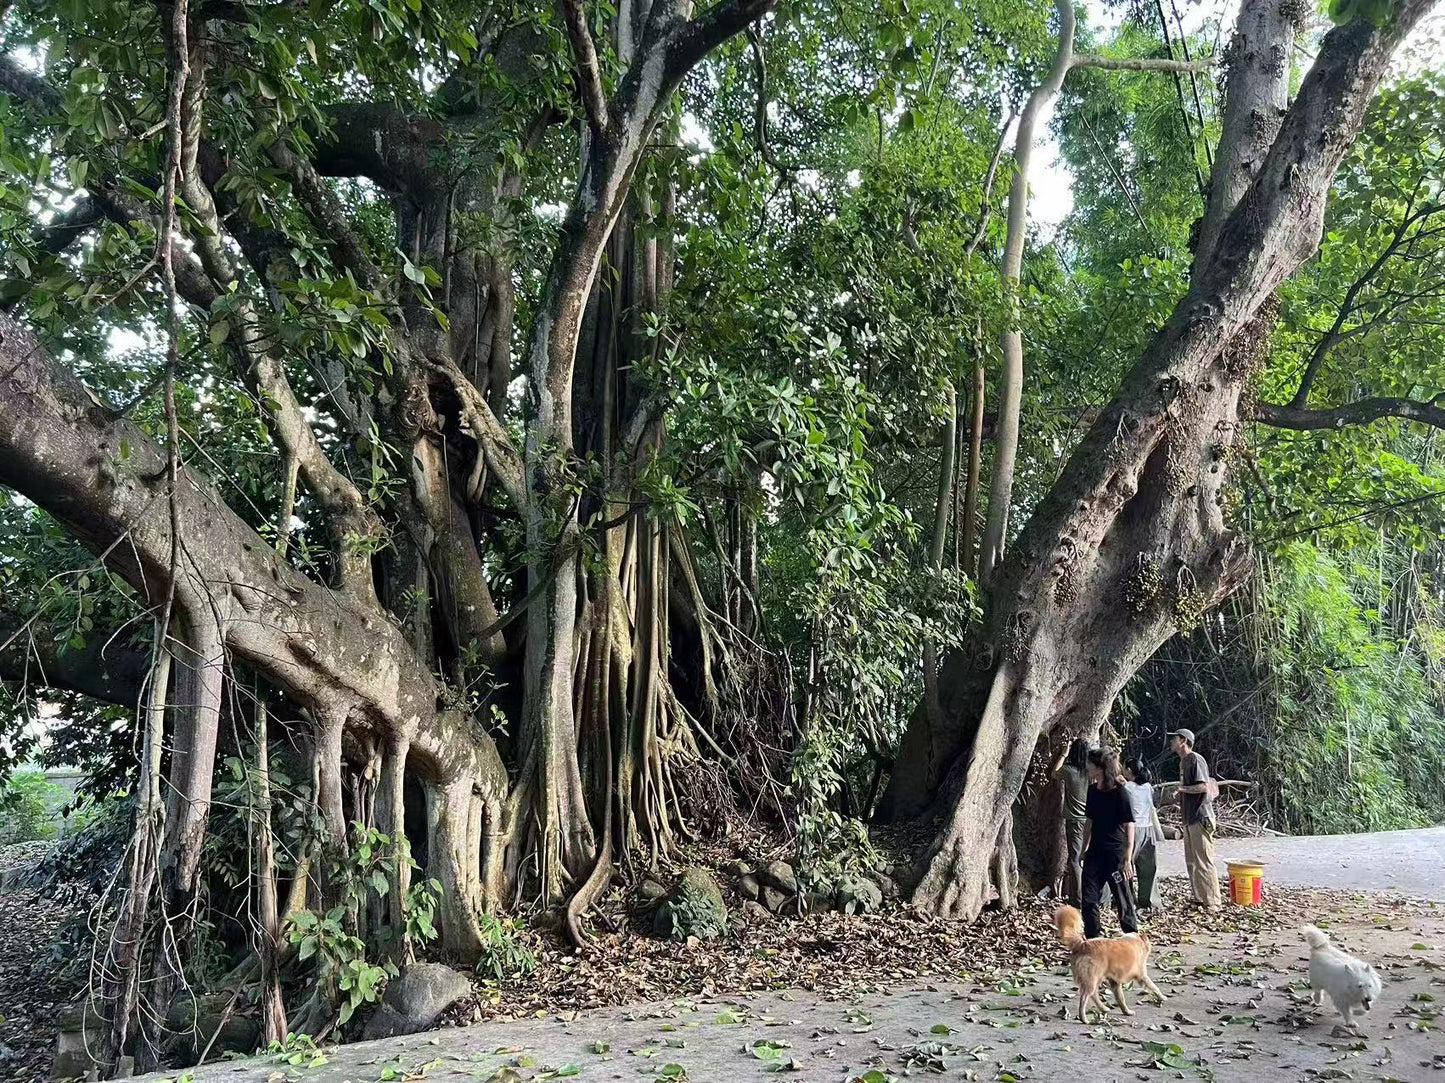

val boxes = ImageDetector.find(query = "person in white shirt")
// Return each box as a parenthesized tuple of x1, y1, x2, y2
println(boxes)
(1123, 756, 1165, 911)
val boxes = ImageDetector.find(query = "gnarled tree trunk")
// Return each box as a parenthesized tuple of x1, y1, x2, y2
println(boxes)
(908, 0, 1434, 918)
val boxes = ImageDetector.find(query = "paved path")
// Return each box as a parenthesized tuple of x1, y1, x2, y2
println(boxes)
(1157, 826, 1445, 899)
(128, 830, 1445, 1083)
(144, 901, 1445, 1083)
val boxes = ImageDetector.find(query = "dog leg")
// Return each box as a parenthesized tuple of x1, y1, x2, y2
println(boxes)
(1140, 975, 1167, 1005)
(1110, 981, 1134, 1016)
(1076, 989, 1090, 1024)
(1311, 986, 1324, 1007)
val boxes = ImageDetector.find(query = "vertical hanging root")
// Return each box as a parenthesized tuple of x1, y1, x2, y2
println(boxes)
(253, 707, 288, 1046)
(105, 634, 172, 1067)
(153, 607, 227, 1031)
(374, 734, 411, 960)
(565, 673, 615, 946)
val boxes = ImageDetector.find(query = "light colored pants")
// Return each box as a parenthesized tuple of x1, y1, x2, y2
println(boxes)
(1184, 820, 1222, 909)
(1133, 838, 1158, 909)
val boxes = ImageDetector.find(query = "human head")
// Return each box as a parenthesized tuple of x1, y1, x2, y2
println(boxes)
(1087, 748, 1124, 789)
(1066, 738, 1090, 771)
(1125, 756, 1153, 785)
(1167, 728, 1195, 756)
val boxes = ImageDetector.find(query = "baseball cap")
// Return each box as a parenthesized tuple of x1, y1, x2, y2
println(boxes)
(1166, 728, 1195, 744)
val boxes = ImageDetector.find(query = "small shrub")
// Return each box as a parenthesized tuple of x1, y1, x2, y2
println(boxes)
(474, 913, 537, 984)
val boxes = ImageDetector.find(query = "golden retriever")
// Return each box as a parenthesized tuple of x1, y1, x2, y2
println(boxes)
(1053, 904, 1167, 1023)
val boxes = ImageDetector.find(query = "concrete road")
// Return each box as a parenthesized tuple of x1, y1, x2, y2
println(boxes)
(1157, 825, 1445, 899)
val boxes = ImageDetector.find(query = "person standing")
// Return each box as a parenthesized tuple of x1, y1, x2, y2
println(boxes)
(1123, 756, 1164, 911)
(1168, 728, 1222, 911)
(1052, 738, 1091, 906)
(1080, 748, 1138, 939)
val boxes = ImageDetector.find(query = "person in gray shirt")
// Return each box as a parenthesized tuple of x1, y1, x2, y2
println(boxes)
(1167, 728, 1222, 910)
(1052, 738, 1091, 907)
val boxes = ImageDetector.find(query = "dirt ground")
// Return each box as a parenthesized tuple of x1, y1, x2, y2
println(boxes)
(142, 887, 1445, 1083)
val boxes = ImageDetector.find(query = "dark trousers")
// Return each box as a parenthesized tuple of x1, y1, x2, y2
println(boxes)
(1082, 854, 1138, 939)
(1064, 817, 1086, 906)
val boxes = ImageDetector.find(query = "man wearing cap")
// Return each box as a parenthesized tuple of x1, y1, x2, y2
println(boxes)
(1168, 728, 1222, 911)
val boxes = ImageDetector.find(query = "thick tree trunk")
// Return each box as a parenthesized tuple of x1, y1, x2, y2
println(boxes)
(911, 0, 1438, 918)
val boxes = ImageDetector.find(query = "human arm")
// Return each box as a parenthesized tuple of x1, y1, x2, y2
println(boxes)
(1123, 823, 1136, 878)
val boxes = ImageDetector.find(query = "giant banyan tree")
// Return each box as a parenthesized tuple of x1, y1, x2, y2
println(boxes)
(1, 0, 1441, 1069)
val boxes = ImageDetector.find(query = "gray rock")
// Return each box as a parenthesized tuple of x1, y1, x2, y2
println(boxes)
(159, 992, 261, 1065)
(758, 860, 798, 895)
(653, 867, 728, 941)
(737, 900, 773, 925)
(761, 885, 789, 913)
(362, 962, 472, 1041)
(875, 872, 899, 900)
(636, 876, 669, 903)
(833, 874, 884, 915)
(738, 873, 761, 900)
(723, 858, 750, 877)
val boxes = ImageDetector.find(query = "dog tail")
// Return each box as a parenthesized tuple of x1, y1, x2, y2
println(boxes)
(1301, 924, 1331, 950)
(1053, 904, 1086, 949)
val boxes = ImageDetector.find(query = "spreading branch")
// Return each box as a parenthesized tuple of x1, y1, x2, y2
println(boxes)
(1255, 395, 1445, 431)
(0, 311, 503, 792)
(1289, 197, 1445, 408)
(668, 0, 778, 78)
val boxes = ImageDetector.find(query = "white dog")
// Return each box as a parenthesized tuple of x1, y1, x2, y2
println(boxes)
(1301, 925, 1383, 1031)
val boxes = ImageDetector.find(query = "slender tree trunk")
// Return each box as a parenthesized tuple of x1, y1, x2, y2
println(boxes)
(962, 345, 986, 576)
(978, 0, 1075, 589)
(922, 384, 958, 730)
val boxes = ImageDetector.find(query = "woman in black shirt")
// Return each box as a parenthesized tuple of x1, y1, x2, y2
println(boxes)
(1080, 748, 1139, 939)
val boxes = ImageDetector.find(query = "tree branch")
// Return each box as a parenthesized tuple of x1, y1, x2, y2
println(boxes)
(979, 0, 1074, 589)
(426, 358, 528, 510)
(267, 139, 384, 290)
(667, 0, 778, 78)
(34, 196, 105, 257)
(1255, 395, 1445, 431)
(0, 52, 61, 111)
(0, 311, 503, 792)
(963, 109, 1014, 260)
(562, 0, 613, 137)
(0, 614, 148, 707)
(1071, 53, 1216, 72)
